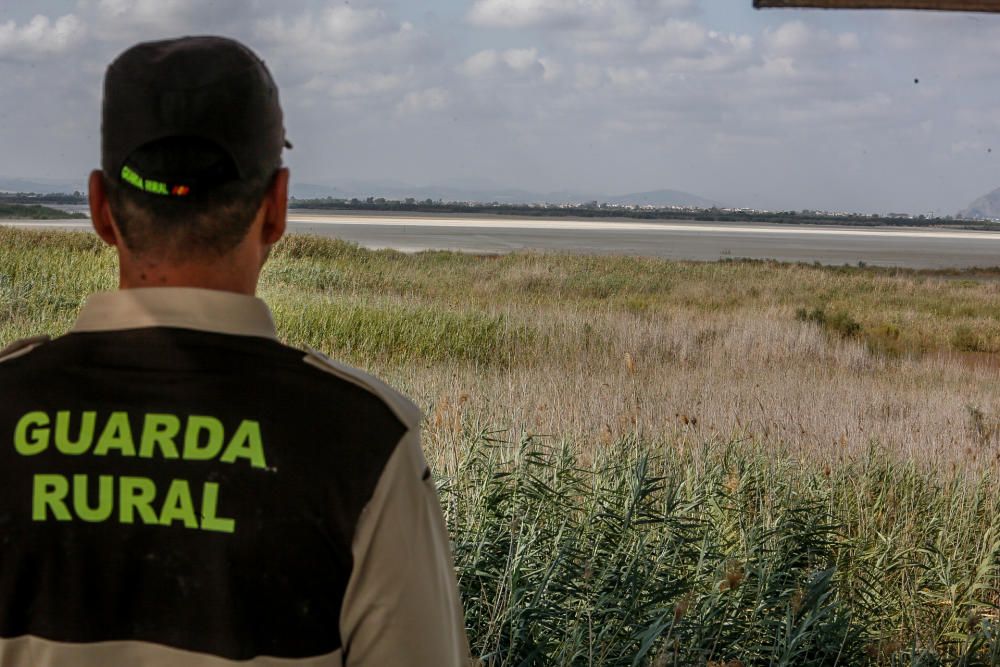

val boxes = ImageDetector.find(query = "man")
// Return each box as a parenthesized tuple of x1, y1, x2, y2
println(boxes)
(0, 36, 469, 666)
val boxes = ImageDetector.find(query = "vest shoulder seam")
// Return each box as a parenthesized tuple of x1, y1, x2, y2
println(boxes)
(301, 347, 422, 430)
(0, 335, 51, 364)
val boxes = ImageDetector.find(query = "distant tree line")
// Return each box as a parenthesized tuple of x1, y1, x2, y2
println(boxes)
(0, 192, 87, 205)
(288, 196, 998, 231)
(4, 191, 997, 230)
(0, 203, 87, 220)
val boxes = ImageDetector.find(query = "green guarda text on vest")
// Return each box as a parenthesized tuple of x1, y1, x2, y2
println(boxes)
(12, 410, 271, 534)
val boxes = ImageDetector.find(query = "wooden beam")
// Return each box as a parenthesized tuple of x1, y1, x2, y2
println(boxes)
(754, 0, 1000, 11)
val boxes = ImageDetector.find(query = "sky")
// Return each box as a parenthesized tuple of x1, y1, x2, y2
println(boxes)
(3, 1, 1000, 214)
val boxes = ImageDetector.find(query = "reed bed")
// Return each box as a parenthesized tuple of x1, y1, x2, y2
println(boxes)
(445, 430, 1000, 665)
(3, 226, 1000, 665)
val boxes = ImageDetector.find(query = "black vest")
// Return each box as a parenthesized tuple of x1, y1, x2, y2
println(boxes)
(0, 328, 406, 660)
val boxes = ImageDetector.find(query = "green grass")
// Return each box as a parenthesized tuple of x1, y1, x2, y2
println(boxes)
(265, 236, 1000, 359)
(268, 294, 531, 366)
(4, 227, 1000, 665)
(4, 228, 999, 360)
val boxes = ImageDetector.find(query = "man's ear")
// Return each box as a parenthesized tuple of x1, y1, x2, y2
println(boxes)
(260, 168, 289, 246)
(88, 170, 121, 248)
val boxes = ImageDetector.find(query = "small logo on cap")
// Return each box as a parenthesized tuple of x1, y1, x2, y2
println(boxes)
(121, 165, 193, 197)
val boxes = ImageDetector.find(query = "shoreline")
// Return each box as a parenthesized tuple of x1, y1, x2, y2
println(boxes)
(4, 214, 1000, 270)
(5, 209, 1000, 236)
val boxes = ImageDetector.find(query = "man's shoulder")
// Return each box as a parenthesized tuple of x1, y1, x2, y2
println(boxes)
(0, 334, 51, 364)
(299, 346, 422, 432)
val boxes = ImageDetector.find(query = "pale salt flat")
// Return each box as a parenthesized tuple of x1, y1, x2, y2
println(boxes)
(4, 212, 1000, 269)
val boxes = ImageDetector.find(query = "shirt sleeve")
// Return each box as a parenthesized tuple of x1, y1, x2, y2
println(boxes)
(338, 428, 471, 666)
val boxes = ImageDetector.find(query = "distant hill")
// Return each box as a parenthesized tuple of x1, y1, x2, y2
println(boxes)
(0, 177, 85, 195)
(958, 187, 1000, 220)
(291, 182, 719, 208)
(605, 189, 720, 209)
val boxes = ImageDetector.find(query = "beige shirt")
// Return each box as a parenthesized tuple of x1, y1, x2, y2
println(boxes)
(0, 288, 471, 667)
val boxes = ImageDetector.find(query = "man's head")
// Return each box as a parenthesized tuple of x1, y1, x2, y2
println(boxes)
(90, 36, 290, 293)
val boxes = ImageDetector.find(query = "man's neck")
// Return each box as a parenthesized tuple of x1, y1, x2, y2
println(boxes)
(118, 260, 258, 295)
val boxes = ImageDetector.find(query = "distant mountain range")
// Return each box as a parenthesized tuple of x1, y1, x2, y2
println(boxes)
(0, 177, 85, 194)
(603, 189, 719, 208)
(958, 187, 1000, 220)
(291, 181, 721, 209)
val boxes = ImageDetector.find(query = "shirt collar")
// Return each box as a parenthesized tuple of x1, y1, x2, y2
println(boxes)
(71, 288, 278, 340)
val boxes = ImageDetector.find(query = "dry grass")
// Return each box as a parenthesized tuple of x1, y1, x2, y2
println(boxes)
(406, 307, 1000, 474)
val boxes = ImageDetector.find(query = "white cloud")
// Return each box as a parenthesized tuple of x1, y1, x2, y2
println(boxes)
(80, 0, 248, 39)
(606, 66, 650, 88)
(951, 140, 988, 156)
(321, 5, 398, 40)
(249, 4, 433, 111)
(460, 47, 552, 81)
(572, 63, 603, 90)
(640, 19, 707, 54)
(837, 33, 860, 50)
(642, 29, 755, 77)
(254, 5, 420, 69)
(763, 20, 811, 53)
(0, 14, 86, 61)
(459, 49, 500, 78)
(255, 4, 403, 48)
(467, 0, 585, 29)
(538, 57, 562, 82)
(883, 13, 1000, 81)
(504, 48, 541, 71)
(762, 20, 860, 57)
(467, 0, 693, 30)
(956, 108, 1000, 133)
(329, 73, 404, 99)
(750, 56, 798, 83)
(397, 87, 451, 115)
(775, 92, 894, 126)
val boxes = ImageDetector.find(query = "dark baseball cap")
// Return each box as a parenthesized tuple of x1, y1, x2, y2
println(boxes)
(102, 36, 290, 198)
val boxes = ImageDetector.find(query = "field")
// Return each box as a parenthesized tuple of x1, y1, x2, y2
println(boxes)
(3, 226, 1000, 665)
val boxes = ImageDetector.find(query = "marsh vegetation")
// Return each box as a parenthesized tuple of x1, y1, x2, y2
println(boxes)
(3, 227, 1000, 665)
